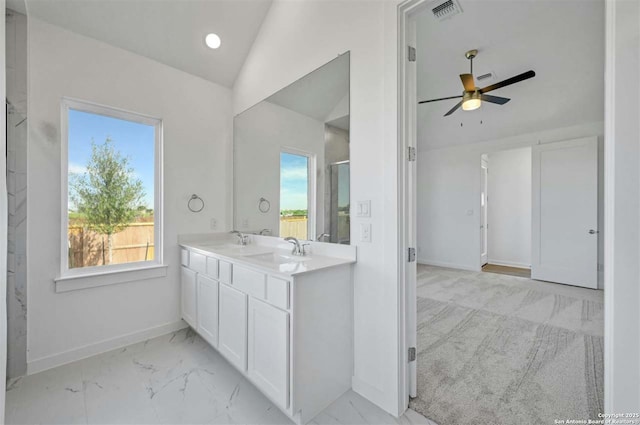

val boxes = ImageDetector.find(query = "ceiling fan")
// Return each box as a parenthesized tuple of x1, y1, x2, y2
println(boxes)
(419, 49, 536, 116)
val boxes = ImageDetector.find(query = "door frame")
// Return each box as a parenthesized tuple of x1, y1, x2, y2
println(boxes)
(397, 0, 619, 413)
(480, 156, 489, 266)
(397, 0, 430, 409)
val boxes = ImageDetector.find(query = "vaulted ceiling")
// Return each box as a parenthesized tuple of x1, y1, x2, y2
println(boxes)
(25, 0, 273, 88)
(417, 0, 605, 150)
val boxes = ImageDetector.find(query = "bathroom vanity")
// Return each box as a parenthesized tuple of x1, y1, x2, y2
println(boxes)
(179, 234, 356, 424)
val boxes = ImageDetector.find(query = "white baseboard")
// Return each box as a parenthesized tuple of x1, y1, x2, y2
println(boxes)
(352, 376, 397, 417)
(417, 258, 480, 272)
(27, 320, 188, 375)
(487, 259, 531, 269)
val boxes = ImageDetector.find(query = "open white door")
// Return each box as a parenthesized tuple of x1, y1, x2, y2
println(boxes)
(531, 137, 598, 288)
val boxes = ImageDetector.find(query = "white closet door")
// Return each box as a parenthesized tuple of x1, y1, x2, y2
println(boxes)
(532, 137, 598, 288)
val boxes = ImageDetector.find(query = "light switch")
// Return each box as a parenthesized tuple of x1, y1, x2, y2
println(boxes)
(466, 209, 474, 216)
(360, 223, 372, 243)
(357, 200, 371, 218)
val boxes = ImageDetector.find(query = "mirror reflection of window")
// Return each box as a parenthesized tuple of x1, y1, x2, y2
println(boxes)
(331, 161, 350, 244)
(280, 151, 310, 240)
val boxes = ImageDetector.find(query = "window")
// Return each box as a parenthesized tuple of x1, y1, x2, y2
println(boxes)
(60, 98, 163, 280)
(280, 150, 314, 240)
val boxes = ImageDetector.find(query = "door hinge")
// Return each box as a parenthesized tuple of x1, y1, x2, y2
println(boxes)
(407, 146, 417, 161)
(408, 46, 416, 62)
(408, 346, 417, 362)
(408, 247, 416, 262)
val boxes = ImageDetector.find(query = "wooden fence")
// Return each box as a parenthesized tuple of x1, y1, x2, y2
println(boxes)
(68, 222, 155, 268)
(280, 216, 308, 240)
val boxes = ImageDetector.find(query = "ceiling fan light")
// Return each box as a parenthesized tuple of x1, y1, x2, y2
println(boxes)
(462, 91, 481, 111)
(462, 98, 481, 111)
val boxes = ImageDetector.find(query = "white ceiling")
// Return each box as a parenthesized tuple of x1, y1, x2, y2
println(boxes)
(417, 0, 605, 150)
(267, 53, 350, 128)
(25, 0, 273, 88)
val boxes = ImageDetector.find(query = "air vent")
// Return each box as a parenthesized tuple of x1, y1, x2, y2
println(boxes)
(431, 0, 462, 21)
(477, 72, 493, 81)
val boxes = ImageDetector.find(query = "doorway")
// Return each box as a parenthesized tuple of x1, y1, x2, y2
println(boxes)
(480, 147, 532, 279)
(398, 0, 606, 423)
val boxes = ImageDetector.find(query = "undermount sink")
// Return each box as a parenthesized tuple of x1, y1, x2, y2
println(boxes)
(199, 242, 246, 250)
(243, 251, 308, 265)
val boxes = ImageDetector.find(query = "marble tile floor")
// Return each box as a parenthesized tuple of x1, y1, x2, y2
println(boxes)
(5, 328, 437, 425)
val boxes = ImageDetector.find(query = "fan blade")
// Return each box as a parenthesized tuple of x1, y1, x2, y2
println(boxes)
(460, 74, 475, 91)
(418, 95, 463, 104)
(444, 101, 462, 116)
(480, 70, 536, 94)
(481, 94, 510, 105)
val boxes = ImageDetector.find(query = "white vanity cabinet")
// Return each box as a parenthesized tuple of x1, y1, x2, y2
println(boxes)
(180, 266, 197, 328)
(218, 283, 248, 371)
(248, 297, 290, 408)
(179, 244, 353, 425)
(196, 274, 219, 348)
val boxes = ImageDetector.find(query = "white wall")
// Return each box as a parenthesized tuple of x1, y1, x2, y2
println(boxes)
(417, 122, 604, 277)
(234, 100, 325, 237)
(605, 0, 640, 412)
(0, 0, 8, 418)
(486, 147, 531, 268)
(27, 18, 233, 371)
(6, 8, 28, 379)
(233, 0, 403, 415)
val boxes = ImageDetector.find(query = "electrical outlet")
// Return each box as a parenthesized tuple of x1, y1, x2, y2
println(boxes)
(242, 218, 249, 228)
(360, 223, 372, 243)
(210, 218, 217, 230)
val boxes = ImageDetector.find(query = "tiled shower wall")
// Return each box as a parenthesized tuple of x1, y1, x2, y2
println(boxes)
(6, 9, 28, 378)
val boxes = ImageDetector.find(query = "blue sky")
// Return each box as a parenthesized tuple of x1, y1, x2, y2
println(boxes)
(68, 109, 155, 208)
(280, 152, 308, 211)
(280, 153, 350, 211)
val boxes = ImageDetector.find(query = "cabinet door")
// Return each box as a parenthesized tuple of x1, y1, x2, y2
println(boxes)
(218, 283, 248, 371)
(197, 274, 219, 348)
(248, 298, 290, 409)
(181, 266, 197, 328)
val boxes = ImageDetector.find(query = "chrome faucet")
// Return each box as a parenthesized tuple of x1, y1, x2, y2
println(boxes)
(230, 230, 248, 246)
(316, 233, 330, 242)
(284, 236, 302, 256)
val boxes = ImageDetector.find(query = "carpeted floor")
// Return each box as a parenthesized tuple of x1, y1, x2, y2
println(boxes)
(409, 265, 604, 425)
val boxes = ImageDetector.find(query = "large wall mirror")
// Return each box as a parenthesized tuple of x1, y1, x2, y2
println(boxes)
(234, 52, 350, 244)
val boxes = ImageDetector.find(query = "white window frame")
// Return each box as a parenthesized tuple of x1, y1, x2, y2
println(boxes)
(56, 97, 165, 292)
(279, 147, 316, 241)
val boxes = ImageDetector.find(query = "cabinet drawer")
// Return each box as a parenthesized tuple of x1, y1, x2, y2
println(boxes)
(189, 251, 207, 274)
(206, 257, 219, 279)
(219, 261, 232, 284)
(233, 266, 266, 299)
(266, 276, 290, 310)
(180, 249, 189, 266)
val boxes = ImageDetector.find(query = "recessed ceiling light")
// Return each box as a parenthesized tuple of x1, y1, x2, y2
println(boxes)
(205, 33, 221, 49)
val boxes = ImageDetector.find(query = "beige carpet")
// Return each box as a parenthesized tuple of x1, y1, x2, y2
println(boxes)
(409, 265, 604, 425)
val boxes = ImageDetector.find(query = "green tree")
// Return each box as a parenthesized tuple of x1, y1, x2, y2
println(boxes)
(70, 138, 145, 265)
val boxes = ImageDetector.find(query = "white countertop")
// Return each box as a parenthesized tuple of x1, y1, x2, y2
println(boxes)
(179, 234, 356, 277)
